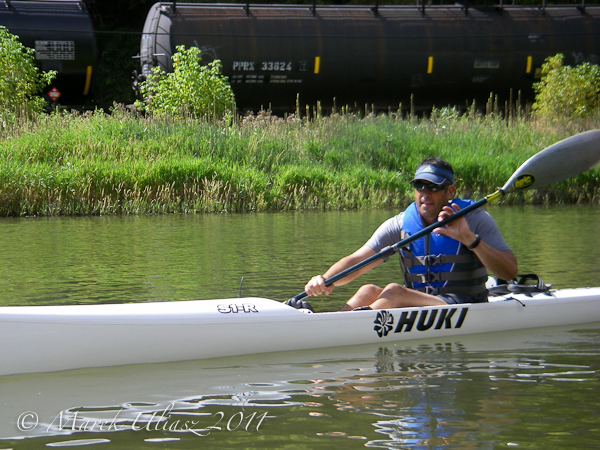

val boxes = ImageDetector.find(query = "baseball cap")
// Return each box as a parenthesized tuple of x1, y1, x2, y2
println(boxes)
(410, 164, 454, 185)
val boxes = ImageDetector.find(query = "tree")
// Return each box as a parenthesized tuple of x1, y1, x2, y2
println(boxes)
(135, 45, 235, 120)
(533, 53, 600, 120)
(0, 26, 56, 123)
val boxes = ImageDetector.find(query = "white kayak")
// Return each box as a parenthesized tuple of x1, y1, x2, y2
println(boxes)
(2, 286, 600, 377)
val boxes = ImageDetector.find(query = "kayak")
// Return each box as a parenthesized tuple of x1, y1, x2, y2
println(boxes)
(2, 286, 600, 377)
(6, 130, 600, 378)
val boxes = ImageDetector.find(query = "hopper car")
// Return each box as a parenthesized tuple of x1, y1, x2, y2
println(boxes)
(0, 0, 96, 106)
(137, 1, 600, 113)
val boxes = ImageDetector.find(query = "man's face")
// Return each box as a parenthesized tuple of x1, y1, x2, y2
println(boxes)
(412, 181, 456, 225)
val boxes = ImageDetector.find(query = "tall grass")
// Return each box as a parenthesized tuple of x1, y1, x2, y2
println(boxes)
(0, 106, 598, 216)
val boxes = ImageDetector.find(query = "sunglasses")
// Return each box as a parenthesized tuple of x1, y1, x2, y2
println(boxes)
(411, 181, 447, 192)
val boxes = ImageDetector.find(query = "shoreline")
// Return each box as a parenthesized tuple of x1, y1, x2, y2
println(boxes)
(0, 108, 598, 216)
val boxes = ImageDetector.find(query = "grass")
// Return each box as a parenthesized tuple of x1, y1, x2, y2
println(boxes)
(0, 105, 599, 216)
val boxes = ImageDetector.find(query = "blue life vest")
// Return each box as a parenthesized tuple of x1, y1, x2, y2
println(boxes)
(399, 199, 488, 300)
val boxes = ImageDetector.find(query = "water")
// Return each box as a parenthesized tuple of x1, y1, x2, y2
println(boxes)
(1, 206, 599, 448)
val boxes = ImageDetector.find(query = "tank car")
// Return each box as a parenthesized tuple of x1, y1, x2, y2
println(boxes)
(137, 2, 600, 113)
(0, 0, 96, 106)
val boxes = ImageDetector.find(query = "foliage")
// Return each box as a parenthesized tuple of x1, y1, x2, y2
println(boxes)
(135, 45, 235, 120)
(0, 26, 56, 125)
(533, 54, 600, 120)
(0, 105, 599, 216)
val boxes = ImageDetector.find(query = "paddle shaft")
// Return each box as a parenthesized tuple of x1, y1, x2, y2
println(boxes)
(290, 190, 504, 302)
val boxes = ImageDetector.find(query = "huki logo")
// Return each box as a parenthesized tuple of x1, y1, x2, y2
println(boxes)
(373, 307, 468, 337)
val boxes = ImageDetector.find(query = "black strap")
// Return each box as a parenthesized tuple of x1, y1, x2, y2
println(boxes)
(402, 252, 481, 268)
(413, 284, 487, 296)
(507, 274, 552, 295)
(405, 266, 488, 284)
(489, 274, 552, 296)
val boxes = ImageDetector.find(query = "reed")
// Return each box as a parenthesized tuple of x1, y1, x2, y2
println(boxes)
(0, 106, 598, 216)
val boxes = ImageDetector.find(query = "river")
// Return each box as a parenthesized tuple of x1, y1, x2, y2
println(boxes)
(1, 206, 599, 448)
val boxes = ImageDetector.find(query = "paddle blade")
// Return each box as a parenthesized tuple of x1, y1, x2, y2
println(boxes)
(501, 129, 600, 193)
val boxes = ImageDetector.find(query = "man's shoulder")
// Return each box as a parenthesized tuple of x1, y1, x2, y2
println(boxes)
(367, 211, 404, 248)
(465, 206, 494, 222)
(386, 211, 404, 228)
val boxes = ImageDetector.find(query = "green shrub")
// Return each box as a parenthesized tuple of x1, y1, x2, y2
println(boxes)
(533, 54, 600, 120)
(135, 45, 235, 120)
(0, 26, 56, 124)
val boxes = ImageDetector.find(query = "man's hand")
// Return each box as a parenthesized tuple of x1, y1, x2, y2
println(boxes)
(304, 274, 334, 296)
(433, 203, 476, 246)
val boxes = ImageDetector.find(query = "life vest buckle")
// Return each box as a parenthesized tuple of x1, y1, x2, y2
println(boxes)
(415, 271, 443, 283)
(423, 254, 444, 266)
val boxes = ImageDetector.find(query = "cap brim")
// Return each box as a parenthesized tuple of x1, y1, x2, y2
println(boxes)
(410, 173, 448, 185)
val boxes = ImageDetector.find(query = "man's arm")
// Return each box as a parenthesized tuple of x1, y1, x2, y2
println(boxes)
(465, 244, 518, 281)
(304, 245, 382, 296)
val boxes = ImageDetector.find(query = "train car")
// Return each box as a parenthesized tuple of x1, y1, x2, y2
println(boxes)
(137, 1, 600, 113)
(0, 0, 96, 106)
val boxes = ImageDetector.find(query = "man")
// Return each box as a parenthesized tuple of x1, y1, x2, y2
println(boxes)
(303, 157, 518, 310)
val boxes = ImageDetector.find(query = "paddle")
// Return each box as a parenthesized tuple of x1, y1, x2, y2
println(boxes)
(286, 129, 600, 307)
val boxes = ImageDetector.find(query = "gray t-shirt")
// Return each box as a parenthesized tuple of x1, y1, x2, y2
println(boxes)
(365, 206, 511, 253)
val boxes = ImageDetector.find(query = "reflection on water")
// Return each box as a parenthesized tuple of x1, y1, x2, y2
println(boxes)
(1, 207, 600, 449)
(0, 212, 397, 308)
(1, 205, 600, 309)
(1, 325, 599, 449)
(488, 205, 600, 290)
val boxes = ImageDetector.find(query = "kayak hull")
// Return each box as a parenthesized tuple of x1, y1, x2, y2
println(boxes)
(2, 288, 600, 376)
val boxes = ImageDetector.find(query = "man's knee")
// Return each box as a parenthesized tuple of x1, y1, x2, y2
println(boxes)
(357, 284, 383, 297)
(382, 283, 407, 294)
(342, 284, 383, 311)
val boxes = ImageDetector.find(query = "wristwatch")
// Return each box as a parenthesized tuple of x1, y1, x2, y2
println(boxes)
(467, 234, 481, 250)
